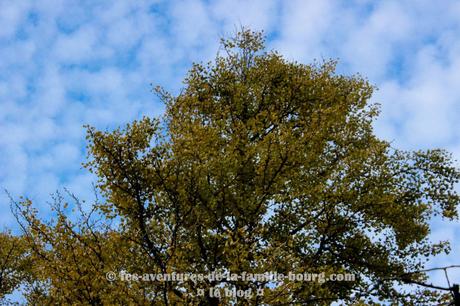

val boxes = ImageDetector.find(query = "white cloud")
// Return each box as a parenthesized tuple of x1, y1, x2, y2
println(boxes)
(273, 0, 335, 61)
(53, 25, 109, 63)
(169, 0, 214, 47)
(210, 0, 278, 33)
(34, 66, 66, 117)
(0, 1, 31, 39)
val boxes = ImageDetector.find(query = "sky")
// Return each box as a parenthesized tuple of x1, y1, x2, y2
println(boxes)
(1, 0, 460, 292)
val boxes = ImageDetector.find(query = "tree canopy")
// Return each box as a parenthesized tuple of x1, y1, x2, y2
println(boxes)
(3, 29, 460, 305)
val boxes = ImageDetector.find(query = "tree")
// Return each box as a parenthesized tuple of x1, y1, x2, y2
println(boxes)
(5, 29, 460, 305)
(0, 230, 29, 302)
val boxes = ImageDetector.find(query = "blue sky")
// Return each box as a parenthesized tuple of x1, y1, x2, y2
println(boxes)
(1, 0, 460, 289)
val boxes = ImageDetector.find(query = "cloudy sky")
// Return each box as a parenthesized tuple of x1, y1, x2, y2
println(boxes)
(1, 0, 460, 289)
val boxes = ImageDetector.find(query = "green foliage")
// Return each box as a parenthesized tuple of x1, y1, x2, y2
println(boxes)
(3, 29, 460, 305)
(0, 230, 28, 300)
